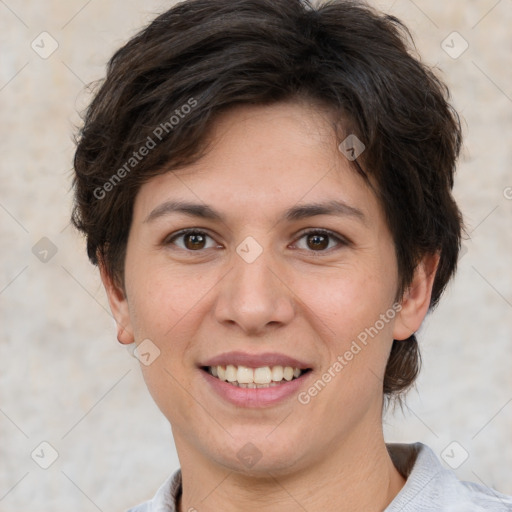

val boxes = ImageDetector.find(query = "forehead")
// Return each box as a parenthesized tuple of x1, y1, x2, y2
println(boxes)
(133, 101, 379, 224)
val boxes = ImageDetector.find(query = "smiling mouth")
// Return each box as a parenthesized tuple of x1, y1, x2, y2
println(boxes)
(201, 365, 312, 388)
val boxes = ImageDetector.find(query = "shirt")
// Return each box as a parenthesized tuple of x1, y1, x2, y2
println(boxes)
(126, 442, 512, 511)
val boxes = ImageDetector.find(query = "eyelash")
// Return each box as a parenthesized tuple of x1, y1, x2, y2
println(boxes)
(164, 228, 349, 254)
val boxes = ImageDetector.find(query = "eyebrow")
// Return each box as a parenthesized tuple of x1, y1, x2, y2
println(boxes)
(144, 199, 366, 224)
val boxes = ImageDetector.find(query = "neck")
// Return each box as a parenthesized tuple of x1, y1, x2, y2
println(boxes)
(175, 427, 405, 512)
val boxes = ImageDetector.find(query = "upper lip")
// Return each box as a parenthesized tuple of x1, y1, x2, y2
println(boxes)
(200, 351, 312, 369)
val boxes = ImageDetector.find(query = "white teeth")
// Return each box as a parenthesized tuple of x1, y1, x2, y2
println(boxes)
(207, 364, 307, 386)
(225, 364, 237, 382)
(254, 366, 272, 384)
(223, 381, 281, 388)
(283, 366, 294, 381)
(271, 365, 284, 381)
(236, 365, 253, 384)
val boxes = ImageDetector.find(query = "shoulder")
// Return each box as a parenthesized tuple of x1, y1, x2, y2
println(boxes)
(125, 469, 182, 512)
(458, 480, 512, 511)
(386, 442, 512, 512)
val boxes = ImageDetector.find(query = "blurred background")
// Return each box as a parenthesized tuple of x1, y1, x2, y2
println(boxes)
(1, 0, 511, 510)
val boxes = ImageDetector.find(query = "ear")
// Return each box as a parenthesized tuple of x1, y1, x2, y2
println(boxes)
(393, 252, 440, 341)
(98, 260, 134, 345)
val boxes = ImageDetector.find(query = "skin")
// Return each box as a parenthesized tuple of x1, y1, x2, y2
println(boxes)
(101, 100, 438, 512)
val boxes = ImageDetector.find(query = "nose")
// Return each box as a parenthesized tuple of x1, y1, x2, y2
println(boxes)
(213, 243, 296, 336)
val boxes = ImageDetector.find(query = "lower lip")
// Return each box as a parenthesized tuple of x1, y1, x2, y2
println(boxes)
(200, 369, 312, 408)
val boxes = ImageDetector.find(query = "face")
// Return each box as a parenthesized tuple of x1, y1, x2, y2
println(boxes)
(103, 100, 434, 477)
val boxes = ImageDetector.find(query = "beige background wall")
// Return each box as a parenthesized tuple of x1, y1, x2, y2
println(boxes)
(1, 0, 511, 510)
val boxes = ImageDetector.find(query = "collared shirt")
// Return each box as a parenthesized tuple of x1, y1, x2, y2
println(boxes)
(126, 442, 512, 511)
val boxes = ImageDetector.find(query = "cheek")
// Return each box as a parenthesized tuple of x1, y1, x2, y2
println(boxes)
(124, 264, 202, 421)
(300, 262, 396, 336)
(125, 260, 200, 340)
(296, 263, 397, 398)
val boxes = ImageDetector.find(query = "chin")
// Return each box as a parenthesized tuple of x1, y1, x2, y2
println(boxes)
(220, 452, 305, 478)
(209, 432, 309, 477)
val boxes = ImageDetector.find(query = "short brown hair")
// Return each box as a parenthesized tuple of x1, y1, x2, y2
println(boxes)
(71, 0, 464, 399)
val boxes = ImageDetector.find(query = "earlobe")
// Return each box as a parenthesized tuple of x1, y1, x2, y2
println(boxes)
(98, 260, 135, 345)
(116, 324, 134, 345)
(393, 252, 440, 341)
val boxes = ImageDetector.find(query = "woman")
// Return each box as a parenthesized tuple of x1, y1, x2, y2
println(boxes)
(71, 0, 512, 510)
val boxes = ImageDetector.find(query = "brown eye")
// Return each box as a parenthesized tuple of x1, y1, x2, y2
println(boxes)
(306, 232, 330, 250)
(166, 230, 217, 251)
(183, 232, 207, 250)
(294, 229, 347, 252)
